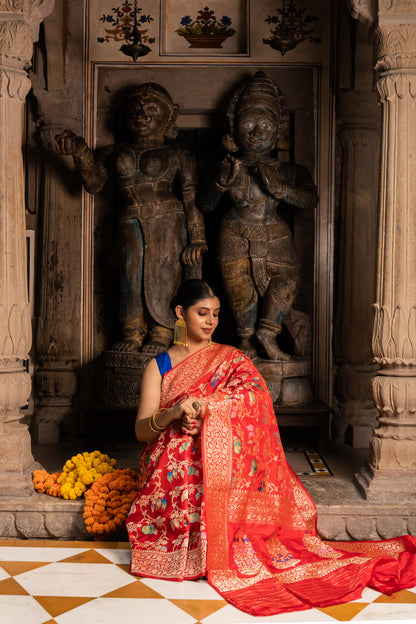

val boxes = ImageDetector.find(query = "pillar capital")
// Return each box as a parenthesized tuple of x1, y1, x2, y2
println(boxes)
(0, 0, 54, 73)
(374, 25, 416, 96)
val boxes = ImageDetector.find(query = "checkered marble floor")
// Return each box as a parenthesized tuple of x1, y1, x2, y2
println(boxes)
(1, 540, 415, 623)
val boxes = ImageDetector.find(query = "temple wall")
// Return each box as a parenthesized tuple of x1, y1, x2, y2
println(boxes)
(24, 0, 372, 446)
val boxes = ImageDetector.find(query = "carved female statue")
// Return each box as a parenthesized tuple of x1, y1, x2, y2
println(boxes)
(56, 83, 207, 354)
(199, 72, 318, 360)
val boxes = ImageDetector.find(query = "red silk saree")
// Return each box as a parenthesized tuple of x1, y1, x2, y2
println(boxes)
(127, 343, 416, 616)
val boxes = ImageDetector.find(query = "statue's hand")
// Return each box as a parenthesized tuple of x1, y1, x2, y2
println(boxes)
(215, 155, 241, 189)
(182, 242, 208, 266)
(55, 129, 89, 156)
(257, 161, 286, 198)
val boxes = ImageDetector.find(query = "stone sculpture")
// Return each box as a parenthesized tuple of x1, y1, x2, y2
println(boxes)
(199, 71, 318, 361)
(56, 82, 207, 354)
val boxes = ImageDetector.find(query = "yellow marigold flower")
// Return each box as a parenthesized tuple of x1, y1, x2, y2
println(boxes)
(57, 450, 117, 499)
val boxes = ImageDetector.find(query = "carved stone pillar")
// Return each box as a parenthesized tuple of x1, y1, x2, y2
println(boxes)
(351, 2, 416, 501)
(333, 91, 380, 446)
(0, 0, 55, 495)
(33, 124, 79, 443)
(27, 2, 82, 443)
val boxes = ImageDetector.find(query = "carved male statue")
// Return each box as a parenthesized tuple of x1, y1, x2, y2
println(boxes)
(56, 83, 207, 353)
(199, 71, 318, 360)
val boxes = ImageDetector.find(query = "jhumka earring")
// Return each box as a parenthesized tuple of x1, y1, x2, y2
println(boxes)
(208, 337, 213, 348)
(174, 318, 188, 346)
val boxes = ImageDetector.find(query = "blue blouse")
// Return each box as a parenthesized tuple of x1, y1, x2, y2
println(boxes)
(155, 351, 172, 377)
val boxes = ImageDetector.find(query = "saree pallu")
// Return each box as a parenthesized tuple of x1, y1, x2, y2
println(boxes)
(127, 343, 416, 616)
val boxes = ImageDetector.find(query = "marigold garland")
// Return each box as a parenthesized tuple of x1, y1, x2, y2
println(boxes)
(32, 452, 140, 537)
(57, 450, 117, 500)
(33, 469, 62, 497)
(83, 468, 140, 535)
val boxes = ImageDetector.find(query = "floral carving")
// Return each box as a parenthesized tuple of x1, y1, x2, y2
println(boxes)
(374, 25, 416, 65)
(0, 20, 34, 61)
(0, 304, 31, 359)
(0, 0, 24, 11)
(373, 304, 416, 367)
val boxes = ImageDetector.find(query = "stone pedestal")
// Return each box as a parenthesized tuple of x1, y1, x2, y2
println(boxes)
(34, 357, 78, 443)
(0, 0, 55, 496)
(103, 350, 153, 407)
(350, 2, 416, 501)
(256, 358, 313, 407)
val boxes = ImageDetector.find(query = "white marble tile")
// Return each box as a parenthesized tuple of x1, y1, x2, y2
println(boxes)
(139, 576, 223, 599)
(0, 547, 85, 562)
(351, 602, 416, 620)
(14, 562, 132, 597)
(352, 587, 383, 603)
(201, 603, 336, 623)
(0, 566, 10, 581)
(55, 597, 196, 624)
(0, 595, 51, 624)
(95, 547, 132, 565)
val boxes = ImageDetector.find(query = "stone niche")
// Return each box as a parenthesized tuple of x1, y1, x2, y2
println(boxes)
(89, 65, 317, 419)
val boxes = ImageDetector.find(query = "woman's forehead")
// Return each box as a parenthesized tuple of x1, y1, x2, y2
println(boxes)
(192, 297, 220, 309)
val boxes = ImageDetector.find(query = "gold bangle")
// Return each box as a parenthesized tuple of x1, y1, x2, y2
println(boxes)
(148, 409, 166, 433)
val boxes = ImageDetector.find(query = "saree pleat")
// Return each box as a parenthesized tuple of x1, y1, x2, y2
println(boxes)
(127, 343, 416, 615)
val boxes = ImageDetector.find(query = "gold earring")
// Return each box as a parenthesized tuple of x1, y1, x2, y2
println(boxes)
(174, 318, 188, 346)
(208, 337, 213, 348)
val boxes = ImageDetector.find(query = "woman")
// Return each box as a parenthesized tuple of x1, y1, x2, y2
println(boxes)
(126, 279, 416, 617)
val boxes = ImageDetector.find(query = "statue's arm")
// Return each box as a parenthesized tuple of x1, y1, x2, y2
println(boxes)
(55, 129, 108, 194)
(258, 161, 318, 210)
(198, 155, 241, 213)
(178, 149, 206, 241)
(178, 150, 207, 265)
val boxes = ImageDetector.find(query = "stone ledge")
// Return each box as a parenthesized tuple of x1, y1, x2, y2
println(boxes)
(304, 477, 416, 541)
(0, 493, 89, 540)
(1, 480, 416, 542)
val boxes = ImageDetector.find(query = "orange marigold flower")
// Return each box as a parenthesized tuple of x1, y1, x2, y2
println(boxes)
(33, 470, 63, 497)
(83, 468, 139, 536)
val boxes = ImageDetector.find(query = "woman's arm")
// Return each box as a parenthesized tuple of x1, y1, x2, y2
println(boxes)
(135, 359, 181, 442)
(134, 359, 204, 441)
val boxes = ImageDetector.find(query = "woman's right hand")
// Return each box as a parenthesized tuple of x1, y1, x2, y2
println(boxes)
(178, 397, 204, 435)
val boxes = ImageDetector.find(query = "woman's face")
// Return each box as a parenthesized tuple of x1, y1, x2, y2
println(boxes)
(236, 107, 279, 156)
(178, 297, 220, 343)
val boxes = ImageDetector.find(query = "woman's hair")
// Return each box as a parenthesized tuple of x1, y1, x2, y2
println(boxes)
(171, 279, 218, 312)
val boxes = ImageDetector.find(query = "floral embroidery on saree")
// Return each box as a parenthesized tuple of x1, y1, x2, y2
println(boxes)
(127, 343, 416, 615)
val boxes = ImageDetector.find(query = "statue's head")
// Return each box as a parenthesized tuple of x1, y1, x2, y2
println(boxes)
(223, 72, 290, 153)
(126, 83, 179, 141)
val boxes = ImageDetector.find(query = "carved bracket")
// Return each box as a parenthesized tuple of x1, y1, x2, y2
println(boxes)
(0, 0, 55, 69)
(347, 0, 376, 26)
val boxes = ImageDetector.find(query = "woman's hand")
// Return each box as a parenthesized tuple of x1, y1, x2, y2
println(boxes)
(179, 397, 205, 436)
